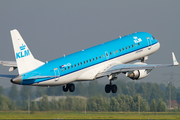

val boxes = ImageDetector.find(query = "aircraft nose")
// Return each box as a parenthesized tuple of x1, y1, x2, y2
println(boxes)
(11, 75, 22, 84)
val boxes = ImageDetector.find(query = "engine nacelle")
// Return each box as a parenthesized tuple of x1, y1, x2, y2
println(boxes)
(126, 62, 152, 80)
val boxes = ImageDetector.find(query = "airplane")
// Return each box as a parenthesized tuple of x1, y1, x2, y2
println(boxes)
(0, 29, 179, 93)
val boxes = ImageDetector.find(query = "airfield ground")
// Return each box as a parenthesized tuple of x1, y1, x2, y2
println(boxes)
(0, 111, 180, 119)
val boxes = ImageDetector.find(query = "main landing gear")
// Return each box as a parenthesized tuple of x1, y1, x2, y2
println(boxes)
(63, 83, 75, 92)
(105, 74, 118, 93)
(105, 81, 117, 93)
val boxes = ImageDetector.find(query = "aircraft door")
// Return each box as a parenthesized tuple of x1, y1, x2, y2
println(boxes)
(54, 68, 60, 81)
(147, 37, 152, 50)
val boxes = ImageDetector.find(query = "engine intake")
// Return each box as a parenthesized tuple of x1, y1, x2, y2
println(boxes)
(128, 70, 140, 80)
(125, 62, 152, 80)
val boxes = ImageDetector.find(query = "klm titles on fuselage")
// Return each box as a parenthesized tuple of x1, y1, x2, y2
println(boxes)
(16, 44, 30, 59)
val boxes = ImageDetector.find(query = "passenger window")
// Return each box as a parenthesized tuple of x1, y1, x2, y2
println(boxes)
(135, 44, 137, 46)
(103, 55, 105, 57)
(116, 50, 118, 53)
(93, 58, 95, 61)
(78, 63, 80, 66)
(61, 69, 63, 72)
(126, 47, 128, 50)
(68, 66, 70, 69)
(71, 65, 73, 68)
(119, 49, 121, 52)
(75, 64, 77, 67)
(129, 46, 131, 48)
(81, 62, 82, 65)
(84, 61, 86, 64)
(132, 45, 134, 47)
(110, 52, 112, 55)
(99, 56, 101, 59)
(113, 51, 115, 54)
(65, 68, 67, 70)
(86, 60, 88, 63)
(123, 48, 124, 50)
(138, 43, 140, 45)
(106, 53, 108, 56)
(90, 59, 92, 62)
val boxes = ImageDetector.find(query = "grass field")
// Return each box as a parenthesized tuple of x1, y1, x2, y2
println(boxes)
(0, 111, 180, 119)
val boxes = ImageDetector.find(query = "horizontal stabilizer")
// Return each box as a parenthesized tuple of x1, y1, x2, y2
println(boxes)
(0, 74, 17, 79)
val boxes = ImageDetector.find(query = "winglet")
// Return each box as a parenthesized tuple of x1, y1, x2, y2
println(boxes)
(172, 52, 179, 66)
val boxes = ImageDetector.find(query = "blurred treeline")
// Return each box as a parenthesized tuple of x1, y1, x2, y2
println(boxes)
(0, 79, 180, 112)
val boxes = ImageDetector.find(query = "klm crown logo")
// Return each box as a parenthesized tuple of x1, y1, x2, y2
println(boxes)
(19, 44, 26, 50)
(16, 44, 30, 59)
(133, 36, 142, 43)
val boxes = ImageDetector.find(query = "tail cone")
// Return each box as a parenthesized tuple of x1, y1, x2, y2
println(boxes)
(11, 75, 22, 84)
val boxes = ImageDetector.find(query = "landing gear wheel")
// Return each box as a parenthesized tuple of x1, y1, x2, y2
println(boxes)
(105, 84, 111, 93)
(105, 83, 117, 93)
(63, 85, 68, 92)
(111, 84, 117, 93)
(63, 83, 75, 92)
(69, 84, 75, 92)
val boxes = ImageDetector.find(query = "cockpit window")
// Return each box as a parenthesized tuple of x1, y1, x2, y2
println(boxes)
(152, 36, 155, 40)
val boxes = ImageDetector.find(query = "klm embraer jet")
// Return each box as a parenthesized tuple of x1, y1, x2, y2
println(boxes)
(0, 29, 179, 93)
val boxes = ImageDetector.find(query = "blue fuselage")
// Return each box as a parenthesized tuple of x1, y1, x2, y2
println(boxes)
(21, 32, 159, 85)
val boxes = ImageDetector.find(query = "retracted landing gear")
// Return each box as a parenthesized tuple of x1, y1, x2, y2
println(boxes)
(105, 80, 117, 93)
(63, 83, 75, 92)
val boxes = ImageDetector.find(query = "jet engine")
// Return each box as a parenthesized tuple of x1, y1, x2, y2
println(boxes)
(126, 62, 152, 80)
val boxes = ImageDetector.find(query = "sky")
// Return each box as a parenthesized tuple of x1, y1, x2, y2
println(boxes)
(0, 0, 180, 88)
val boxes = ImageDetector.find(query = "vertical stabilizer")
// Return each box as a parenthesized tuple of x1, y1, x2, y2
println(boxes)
(10, 29, 44, 74)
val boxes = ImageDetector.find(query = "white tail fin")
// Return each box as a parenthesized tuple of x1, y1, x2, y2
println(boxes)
(10, 29, 44, 74)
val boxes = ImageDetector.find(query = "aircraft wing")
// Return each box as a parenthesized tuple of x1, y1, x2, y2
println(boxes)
(0, 61, 17, 72)
(96, 52, 179, 78)
(0, 61, 17, 79)
(0, 61, 17, 67)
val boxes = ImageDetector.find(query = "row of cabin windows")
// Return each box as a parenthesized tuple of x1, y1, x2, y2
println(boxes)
(60, 43, 140, 72)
